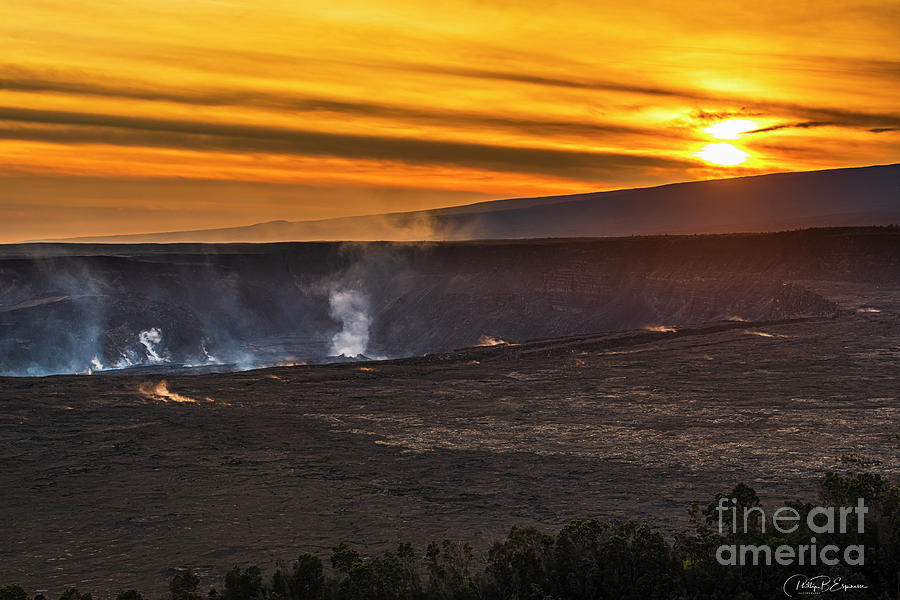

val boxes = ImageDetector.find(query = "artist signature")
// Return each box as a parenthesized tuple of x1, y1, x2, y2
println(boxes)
(783, 574, 868, 597)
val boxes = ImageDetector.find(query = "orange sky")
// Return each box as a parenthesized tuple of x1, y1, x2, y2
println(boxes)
(1, 0, 898, 241)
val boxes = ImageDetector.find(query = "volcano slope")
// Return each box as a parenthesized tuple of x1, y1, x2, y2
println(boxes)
(0, 228, 899, 594)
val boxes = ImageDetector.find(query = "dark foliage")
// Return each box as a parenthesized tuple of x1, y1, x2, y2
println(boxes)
(0, 585, 28, 600)
(169, 569, 202, 600)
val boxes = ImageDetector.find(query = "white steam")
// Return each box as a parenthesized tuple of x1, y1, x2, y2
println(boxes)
(328, 289, 371, 357)
(139, 328, 164, 363)
(201, 343, 220, 364)
(477, 335, 508, 346)
(89, 356, 103, 373)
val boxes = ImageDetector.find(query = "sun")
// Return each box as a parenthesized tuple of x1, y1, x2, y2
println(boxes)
(697, 118, 756, 166)
(705, 119, 758, 140)
(697, 142, 749, 166)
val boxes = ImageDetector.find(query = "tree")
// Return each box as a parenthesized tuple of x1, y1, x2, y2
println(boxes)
(425, 539, 475, 600)
(170, 569, 202, 600)
(485, 526, 554, 600)
(223, 566, 263, 600)
(0, 585, 27, 600)
(58, 590, 92, 600)
(291, 553, 324, 600)
(331, 543, 422, 600)
(330, 543, 361, 575)
(270, 554, 324, 600)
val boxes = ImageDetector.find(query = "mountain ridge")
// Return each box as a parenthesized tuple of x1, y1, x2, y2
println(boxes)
(35, 162, 900, 243)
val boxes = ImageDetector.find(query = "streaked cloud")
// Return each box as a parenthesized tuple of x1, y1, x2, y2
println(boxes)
(0, 106, 698, 180)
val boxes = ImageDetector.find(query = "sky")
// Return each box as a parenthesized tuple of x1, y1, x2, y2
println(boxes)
(1, 0, 898, 241)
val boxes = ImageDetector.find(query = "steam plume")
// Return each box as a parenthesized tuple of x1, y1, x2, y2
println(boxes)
(328, 289, 371, 357)
(138, 328, 165, 363)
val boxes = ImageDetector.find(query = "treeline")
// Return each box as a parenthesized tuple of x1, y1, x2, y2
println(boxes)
(3, 472, 898, 600)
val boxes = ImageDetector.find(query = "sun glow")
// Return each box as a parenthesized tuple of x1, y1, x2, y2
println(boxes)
(697, 143, 750, 166)
(705, 119, 759, 140)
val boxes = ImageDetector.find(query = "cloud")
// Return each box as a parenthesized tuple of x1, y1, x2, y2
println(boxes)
(755, 104, 900, 131)
(691, 106, 900, 136)
(0, 105, 696, 180)
(4, 58, 898, 155)
(8, 60, 899, 141)
(404, 64, 900, 133)
(401, 63, 700, 99)
(748, 121, 834, 134)
(0, 65, 675, 142)
(690, 109, 764, 123)
(393, 63, 900, 132)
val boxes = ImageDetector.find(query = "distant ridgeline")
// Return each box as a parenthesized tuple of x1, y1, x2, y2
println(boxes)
(1, 471, 898, 599)
(43, 164, 900, 243)
(0, 227, 898, 376)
